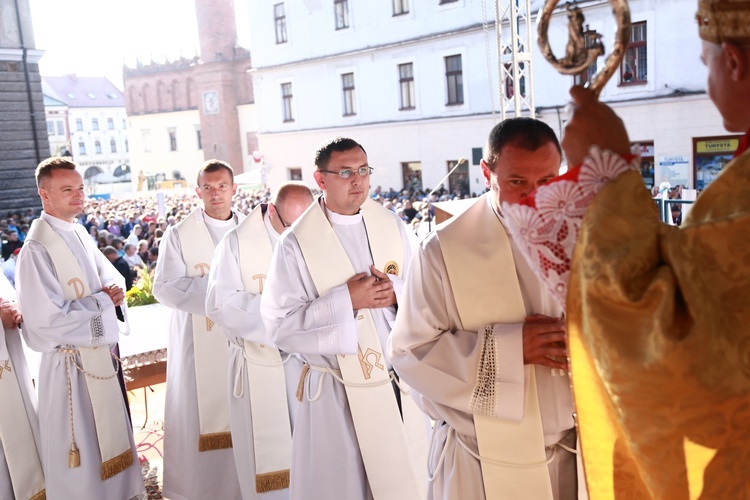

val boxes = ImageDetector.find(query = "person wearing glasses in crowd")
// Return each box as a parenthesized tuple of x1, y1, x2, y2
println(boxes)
(260, 137, 429, 500)
(153, 160, 243, 500)
(205, 181, 313, 499)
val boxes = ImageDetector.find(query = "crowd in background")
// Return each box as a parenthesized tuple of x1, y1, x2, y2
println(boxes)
(1, 182, 478, 289)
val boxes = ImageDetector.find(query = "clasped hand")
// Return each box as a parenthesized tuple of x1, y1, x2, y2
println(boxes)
(347, 266, 397, 311)
(523, 314, 568, 370)
(103, 284, 125, 307)
(0, 300, 22, 329)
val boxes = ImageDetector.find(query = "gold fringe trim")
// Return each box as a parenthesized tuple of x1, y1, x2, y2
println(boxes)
(296, 363, 310, 402)
(256, 469, 290, 493)
(30, 489, 46, 500)
(100, 449, 133, 480)
(198, 432, 233, 451)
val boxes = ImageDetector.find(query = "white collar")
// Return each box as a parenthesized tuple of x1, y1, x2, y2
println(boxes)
(323, 198, 362, 226)
(41, 211, 78, 232)
(202, 209, 236, 228)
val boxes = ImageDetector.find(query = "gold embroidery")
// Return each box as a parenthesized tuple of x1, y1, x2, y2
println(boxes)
(67, 278, 85, 299)
(357, 344, 384, 380)
(383, 260, 399, 275)
(194, 263, 210, 277)
(253, 273, 267, 293)
(0, 360, 11, 380)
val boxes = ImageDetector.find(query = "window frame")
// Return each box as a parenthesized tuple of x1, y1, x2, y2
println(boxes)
(274, 3, 288, 44)
(281, 82, 295, 123)
(110, 138, 117, 153)
(398, 63, 415, 110)
(620, 21, 647, 85)
(334, 0, 350, 30)
(168, 129, 177, 152)
(92, 118, 99, 131)
(393, 0, 409, 16)
(444, 54, 464, 106)
(341, 72, 356, 116)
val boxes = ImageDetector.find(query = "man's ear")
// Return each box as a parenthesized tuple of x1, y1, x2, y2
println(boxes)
(723, 42, 748, 82)
(313, 170, 326, 191)
(480, 159, 492, 189)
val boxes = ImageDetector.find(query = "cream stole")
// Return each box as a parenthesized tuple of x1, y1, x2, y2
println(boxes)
(437, 195, 553, 500)
(174, 209, 233, 451)
(26, 218, 133, 481)
(0, 276, 45, 500)
(293, 197, 425, 500)
(235, 205, 292, 493)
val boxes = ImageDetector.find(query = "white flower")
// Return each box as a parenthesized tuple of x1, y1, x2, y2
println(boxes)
(536, 180, 587, 221)
(579, 145, 635, 195)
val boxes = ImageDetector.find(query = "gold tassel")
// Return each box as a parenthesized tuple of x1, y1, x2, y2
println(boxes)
(30, 489, 47, 500)
(68, 442, 80, 468)
(100, 449, 134, 480)
(198, 432, 233, 451)
(256, 469, 290, 493)
(296, 363, 310, 402)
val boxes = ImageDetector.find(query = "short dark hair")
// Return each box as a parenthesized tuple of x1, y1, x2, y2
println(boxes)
(35, 157, 77, 188)
(313, 137, 366, 169)
(483, 118, 561, 168)
(101, 246, 118, 257)
(197, 159, 234, 185)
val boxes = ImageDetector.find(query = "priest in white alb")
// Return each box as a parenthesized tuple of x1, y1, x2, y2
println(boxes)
(388, 119, 580, 500)
(153, 160, 244, 500)
(16, 157, 145, 500)
(261, 137, 428, 500)
(206, 181, 313, 499)
(1, 272, 45, 500)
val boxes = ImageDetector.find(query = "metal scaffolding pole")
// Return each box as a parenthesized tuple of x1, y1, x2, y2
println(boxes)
(496, 0, 535, 119)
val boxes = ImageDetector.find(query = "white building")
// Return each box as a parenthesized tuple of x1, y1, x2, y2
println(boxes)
(42, 75, 131, 194)
(243, 0, 732, 194)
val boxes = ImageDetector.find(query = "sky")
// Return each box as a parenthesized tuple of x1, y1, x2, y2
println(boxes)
(29, 0, 204, 89)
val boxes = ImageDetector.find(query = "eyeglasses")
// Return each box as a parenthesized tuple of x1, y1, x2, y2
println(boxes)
(272, 204, 291, 228)
(318, 166, 373, 179)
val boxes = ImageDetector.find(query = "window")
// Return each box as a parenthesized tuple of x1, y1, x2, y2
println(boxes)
(125, 139, 129, 153)
(76, 118, 83, 131)
(95, 141, 102, 154)
(444, 55, 464, 105)
(334, 0, 349, 30)
(274, 3, 287, 44)
(447, 160, 470, 197)
(122, 119, 127, 129)
(196, 128, 202, 150)
(78, 141, 86, 155)
(439, 0, 458, 3)
(110, 138, 117, 153)
(341, 73, 356, 116)
(56, 121, 64, 135)
(402, 162, 423, 191)
(289, 168, 302, 181)
(281, 83, 294, 122)
(169, 129, 177, 151)
(504, 62, 526, 99)
(621, 21, 647, 84)
(393, 0, 409, 15)
(47, 121, 55, 136)
(573, 27, 602, 86)
(398, 63, 415, 110)
(107, 118, 114, 130)
(92, 118, 99, 131)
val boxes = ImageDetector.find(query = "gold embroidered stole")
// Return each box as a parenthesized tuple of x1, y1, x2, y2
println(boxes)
(235, 205, 292, 492)
(292, 198, 424, 500)
(174, 209, 233, 451)
(437, 196, 553, 500)
(26, 218, 133, 480)
(0, 320, 46, 500)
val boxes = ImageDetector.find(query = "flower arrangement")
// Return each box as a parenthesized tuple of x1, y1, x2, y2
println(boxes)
(126, 266, 158, 308)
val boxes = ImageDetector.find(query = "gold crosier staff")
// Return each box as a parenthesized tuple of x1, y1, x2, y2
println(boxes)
(537, 0, 632, 98)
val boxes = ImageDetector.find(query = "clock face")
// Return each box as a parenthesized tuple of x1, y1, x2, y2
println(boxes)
(202, 90, 220, 115)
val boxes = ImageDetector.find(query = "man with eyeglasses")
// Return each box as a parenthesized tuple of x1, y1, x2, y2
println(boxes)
(153, 160, 243, 500)
(261, 137, 429, 500)
(205, 181, 313, 499)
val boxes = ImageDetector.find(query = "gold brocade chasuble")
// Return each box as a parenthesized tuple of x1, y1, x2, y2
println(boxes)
(234, 205, 292, 493)
(436, 194, 553, 500)
(174, 209, 233, 451)
(568, 147, 750, 499)
(292, 197, 426, 500)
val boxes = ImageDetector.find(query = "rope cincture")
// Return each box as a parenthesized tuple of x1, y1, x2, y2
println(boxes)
(296, 363, 411, 403)
(60, 347, 122, 469)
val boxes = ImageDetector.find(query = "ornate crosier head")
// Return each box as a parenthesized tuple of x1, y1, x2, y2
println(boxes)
(537, 0, 632, 98)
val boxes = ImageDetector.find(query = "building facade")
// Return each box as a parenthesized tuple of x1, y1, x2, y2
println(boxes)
(42, 75, 131, 195)
(243, 0, 729, 195)
(0, 0, 47, 214)
(123, 0, 257, 190)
